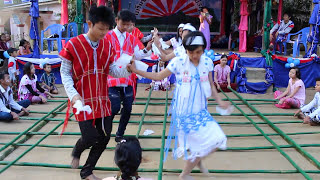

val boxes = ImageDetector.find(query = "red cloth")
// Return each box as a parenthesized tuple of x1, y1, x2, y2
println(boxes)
(8, 62, 14, 67)
(278, 0, 283, 23)
(239, 0, 248, 52)
(97, 0, 105, 6)
(60, 0, 68, 25)
(105, 30, 144, 90)
(132, 27, 144, 40)
(59, 35, 115, 122)
(215, 82, 237, 93)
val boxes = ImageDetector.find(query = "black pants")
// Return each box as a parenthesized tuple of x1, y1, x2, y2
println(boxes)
(107, 86, 134, 137)
(72, 117, 112, 179)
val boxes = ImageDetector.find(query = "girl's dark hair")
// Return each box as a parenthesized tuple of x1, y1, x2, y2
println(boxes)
(19, 39, 28, 47)
(23, 62, 34, 79)
(182, 31, 207, 52)
(0, 33, 5, 41)
(221, 54, 228, 59)
(89, 5, 115, 27)
(117, 9, 136, 23)
(115, 136, 142, 180)
(177, 26, 183, 40)
(316, 77, 320, 82)
(290, 67, 301, 79)
(201, 6, 208, 12)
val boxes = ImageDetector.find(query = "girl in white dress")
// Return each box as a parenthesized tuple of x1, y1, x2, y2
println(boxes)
(129, 31, 228, 180)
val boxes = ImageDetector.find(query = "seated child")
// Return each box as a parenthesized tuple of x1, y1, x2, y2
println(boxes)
(18, 39, 32, 55)
(103, 137, 152, 180)
(274, 67, 305, 109)
(40, 63, 58, 94)
(18, 62, 51, 104)
(295, 77, 320, 125)
(0, 72, 30, 122)
(7, 48, 20, 99)
(214, 54, 237, 92)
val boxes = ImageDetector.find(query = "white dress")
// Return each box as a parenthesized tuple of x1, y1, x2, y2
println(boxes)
(164, 54, 227, 162)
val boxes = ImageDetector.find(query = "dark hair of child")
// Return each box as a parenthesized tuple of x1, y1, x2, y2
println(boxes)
(89, 4, 115, 27)
(290, 67, 301, 79)
(23, 62, 35, 79)
(115, 136, 142, 180)
(182, 31, 207, 51)
(117, 10, 136, 23)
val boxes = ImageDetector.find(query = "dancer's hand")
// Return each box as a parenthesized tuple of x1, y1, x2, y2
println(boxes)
(71, 94, 82, 105)
(127, 60, 137, 73)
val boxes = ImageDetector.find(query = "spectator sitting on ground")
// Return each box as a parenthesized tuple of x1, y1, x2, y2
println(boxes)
(0, 72, 30, 122)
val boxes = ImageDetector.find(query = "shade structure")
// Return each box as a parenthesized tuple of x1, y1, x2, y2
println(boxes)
(29, 0, 40, 58)
(239, 0, 248, 52)
(60, 0, 68, 25)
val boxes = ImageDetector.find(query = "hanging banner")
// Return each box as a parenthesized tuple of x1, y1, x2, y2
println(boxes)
(4, 0, 13, 4)
(21, 0, 30, 2)
(121, 0, 222, 33)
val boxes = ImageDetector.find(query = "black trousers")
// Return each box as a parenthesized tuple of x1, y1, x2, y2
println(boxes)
(72, 117, 112, 179)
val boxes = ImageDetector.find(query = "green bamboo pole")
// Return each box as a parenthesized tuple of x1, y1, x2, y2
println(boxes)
(158, 91, 168, 179)
(0, 114, 69, 173)
(135, 97, 277, 102)
(136, 89, 153, 137)
(1, 161, 320, 174)
(220, 89, 311, 179)
(2, 141, 320, 151)
(229, 87, 320, 170)
(1, 130, 320, 139)
(0, 101, 67, 153)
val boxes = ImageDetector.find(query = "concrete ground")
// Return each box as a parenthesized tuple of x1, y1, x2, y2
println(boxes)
(1, 84, 320, 180)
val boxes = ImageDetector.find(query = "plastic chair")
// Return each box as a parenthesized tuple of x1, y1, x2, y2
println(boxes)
(41, 24, 65, 53)
(289, 27, 310, 57)
(277, 27, 310, 56)
(83, 23, 89, 33)
(63, 22, 78, 42)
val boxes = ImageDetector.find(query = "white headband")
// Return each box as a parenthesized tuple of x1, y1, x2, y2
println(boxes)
(178, 23, 185, 29)
(183, 23, 196, 32)
(186, 36, 204, 46)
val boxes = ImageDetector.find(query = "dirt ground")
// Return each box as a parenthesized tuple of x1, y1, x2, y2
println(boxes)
(1, 84, 320, 180)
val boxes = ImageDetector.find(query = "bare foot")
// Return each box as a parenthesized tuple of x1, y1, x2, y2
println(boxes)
(18, 111, 25, 116)
(179, 174, 195, 180)
(297, 112, 304, 120)
(309, 121, 320, 126)
(303, 119, 310, 124)
(85, 174, 102, 180)
(198, 161, 209, 174)
(71, 157, 80, 169)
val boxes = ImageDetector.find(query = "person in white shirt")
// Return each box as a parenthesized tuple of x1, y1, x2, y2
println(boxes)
(0, 72, 30, 122)
(295, 77, 320, 126)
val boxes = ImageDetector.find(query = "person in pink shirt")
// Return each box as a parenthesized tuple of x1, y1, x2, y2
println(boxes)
(274, 67, 305, 109)
(103, 137, 152, 180)
(213, 54, 237, 92)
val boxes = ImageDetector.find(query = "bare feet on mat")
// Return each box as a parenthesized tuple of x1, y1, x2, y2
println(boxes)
(179, 174, 195, 180)
(85, 174, 102, 180)
(71, 157, 80, 169)
(198, 161, 209, 174)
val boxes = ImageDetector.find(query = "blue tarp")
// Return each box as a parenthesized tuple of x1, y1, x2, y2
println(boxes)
(273, 58, 320, 88)
(235, 57, 274, 94)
